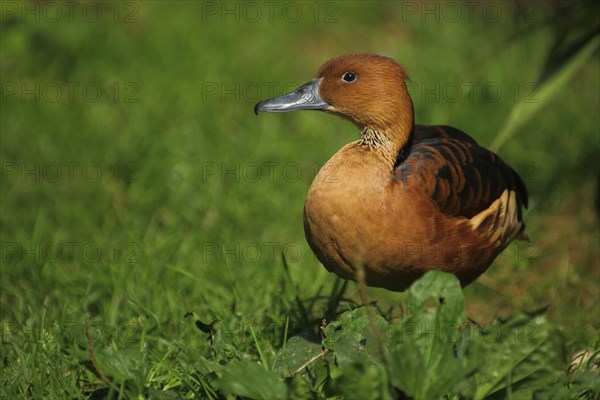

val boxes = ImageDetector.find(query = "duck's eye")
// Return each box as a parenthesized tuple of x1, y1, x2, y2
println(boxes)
(342, 71, 357, 83)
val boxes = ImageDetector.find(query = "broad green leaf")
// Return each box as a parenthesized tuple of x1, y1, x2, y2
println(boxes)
(311, 357, 332, 392)
(387, 338, 426, 395)
(92, 347, 147, 386)
(456, 310, 567, 400)
(324, 362, 386, 400)
(214, 361, 287, 400)
(322, 306, 389, 367)
(274, 334, 323, 376)
(389, 271, 466, 399)
(145, 387, 181, 399)
(284, 374, 320, 400)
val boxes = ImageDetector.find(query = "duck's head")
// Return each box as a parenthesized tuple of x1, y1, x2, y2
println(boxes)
(255, 54, 414, 136)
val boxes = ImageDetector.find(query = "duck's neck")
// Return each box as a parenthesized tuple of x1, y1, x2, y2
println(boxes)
(358, 101, 415, 169)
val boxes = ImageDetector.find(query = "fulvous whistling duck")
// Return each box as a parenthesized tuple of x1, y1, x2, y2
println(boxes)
(254, 54, 528, 292)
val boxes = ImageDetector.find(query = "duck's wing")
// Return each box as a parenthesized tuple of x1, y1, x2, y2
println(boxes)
(394, 129, 528, 240)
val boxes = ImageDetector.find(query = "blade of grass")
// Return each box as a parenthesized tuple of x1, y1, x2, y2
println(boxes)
(275, 316, 290, 373)
(249, 324, 268, 371)
(491, 34, 599, 152)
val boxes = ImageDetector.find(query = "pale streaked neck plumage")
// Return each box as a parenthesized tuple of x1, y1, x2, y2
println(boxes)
(357, 103, 415, 168)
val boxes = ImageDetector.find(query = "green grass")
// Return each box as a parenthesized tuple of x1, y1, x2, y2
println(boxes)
(1, 1, 599, 398)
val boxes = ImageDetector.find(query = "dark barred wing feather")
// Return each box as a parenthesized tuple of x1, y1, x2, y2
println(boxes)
(395, 125, 528, 220)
